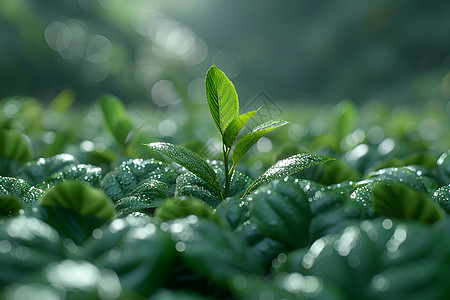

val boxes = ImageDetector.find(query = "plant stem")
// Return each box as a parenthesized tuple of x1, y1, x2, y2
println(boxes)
(223, 144, 231, 198)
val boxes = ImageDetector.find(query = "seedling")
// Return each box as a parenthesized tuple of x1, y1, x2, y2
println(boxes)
(145, 65, 333, 200)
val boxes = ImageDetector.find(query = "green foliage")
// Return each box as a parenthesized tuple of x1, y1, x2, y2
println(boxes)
(99, 94, 134, 148)
(2, 66, 450, 299)
(0, 129, 33, 176)
(205, 65, 239, 134)
(0, 196, 23, 217)
(243, 153, 334, 197)
(223, 109, 259, 148)
(154, 197, 222, 224)
(145, 142, 222, 199)
(248, 180, 311, 249)
(39, 181, 117, 221)
(232, 119, 289, 166)
(432, 185, 450, 215)
(19, 154, 79, 185)
(372, 183, 445, 223)
(146, 66, 332, 201)
(83, 217, 176, 297)
(0, 176, 44, 208)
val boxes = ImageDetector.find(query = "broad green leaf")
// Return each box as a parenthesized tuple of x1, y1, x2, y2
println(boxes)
(22, 260, 123, 299)
(83, 217, 176, 296)
(0, 195, 23, 217)
(249, 180, 311, 249)
(205, 65, 239, 134)
(432, 185, 450, 215)
(299, 219, 450, 300)
(38, 205, 108, 246)
(309, 186, 368, 240)
(154, 197, 222, 224)
(367, 166, 439, 195)
(372, 182, 445, 224)
(0, 216, 64, 285)
(145, 142, 222, 199)
(243, 153, 334, 197)
(99, 94, 133, 146)
(437, 150, 450, 185)
(223, 109, 259, 148)
(39, 181, 117, 221)
(0, 176, 44, 208)
(0, 130, 32, 163)
(40, 163, 103, 188)
(114, 179, 168, 217)
(101, 158, 171, 202)
(169, 218, 265, 284)
(175, 160, 251, 207)
(232, 119, 289, 166)
(20, 153, 78, 185)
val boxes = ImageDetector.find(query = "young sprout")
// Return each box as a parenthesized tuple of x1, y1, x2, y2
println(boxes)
(146, 65, 333, 201)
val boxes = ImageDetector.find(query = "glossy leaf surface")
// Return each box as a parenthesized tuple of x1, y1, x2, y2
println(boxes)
(432, 185, 450, 216)
(243, 153, 334, 197)
(223, 109, 259, 148)
(0, 216, 64, 285)
(372, 182, 445, 224)
(0, 129, 33, 163)
(101, 158, 169, 202)
(0, 176, 44, 208)
(39, 181, 117, 220)
(83, 217, 176, 297)
(169, 217, 265, 284)
(146, 142, 222, 198)
(205, 65, 239, 134)
(249, 180, 311, 249)
(232, 119, 289, 167)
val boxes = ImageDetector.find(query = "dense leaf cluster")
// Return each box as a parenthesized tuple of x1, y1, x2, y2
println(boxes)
(1, 144, 450, 299)
(1, 67, 450, 299)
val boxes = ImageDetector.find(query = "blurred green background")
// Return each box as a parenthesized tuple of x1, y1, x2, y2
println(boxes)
(2, 0, 450, 106)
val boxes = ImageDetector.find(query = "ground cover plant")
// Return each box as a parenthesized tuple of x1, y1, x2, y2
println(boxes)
(1, 66, 450, 300)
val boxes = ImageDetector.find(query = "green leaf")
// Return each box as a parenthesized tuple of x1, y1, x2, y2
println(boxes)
(372, 182, 445, 224)
(101, 158, 170, 202)
(40, 163, 103, 188)
(145, 142, 222, 199)
(83, 217, 176, 297)
(0, 195, 23, 217)
(114, 179, 168, 217)
(39, 181, 117, 221)
(232, 119, 289, 166)
(243, 153, 334, 197)
(169, 218, 265, 284)
(0, 130, 33, 175)
(38, 205, 108, 246)
(154, 197, 222, 224)
(0, 216, 64, 285)
(437, 150, 450, 185)
(205, 65, 239, 134)
(299, 219, 450, 300)
(432, 185, 450, 216)
(249, 180, 311, 249)
(19, 153, 79, 185)
(0, 176, 44, 208)
(333, 99, 356, 141)
(99, 94, 133, 146)
(49, 88, 75, 114)
(309, 186, 368, 240)
(223, 109, 259, 148)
